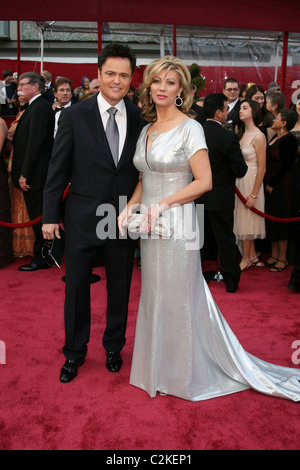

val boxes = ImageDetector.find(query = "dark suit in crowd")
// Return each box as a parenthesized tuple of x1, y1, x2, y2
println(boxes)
(191, 102, 206, 124)
(224, 99, 241, 132)
(197, 104, 247, 292)
(12, 94, 54, 266)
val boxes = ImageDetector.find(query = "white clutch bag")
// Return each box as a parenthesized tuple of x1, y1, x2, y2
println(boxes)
(126, 213, 173, 238)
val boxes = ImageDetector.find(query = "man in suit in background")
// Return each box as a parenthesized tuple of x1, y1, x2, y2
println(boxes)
(12, 72, 54, 271)
(0, 69, 18, 116)
(190, 83, 206, 124)
(223, 78, 241, 131)
(42, 70, 55, 104)
(197, 93, 248, 293)
(53, 76, 73, 138)
(42, 43, 146, 383)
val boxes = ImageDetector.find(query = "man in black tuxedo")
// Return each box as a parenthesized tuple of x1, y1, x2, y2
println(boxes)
(197, 93, 247, 292)
(53, 76, 73, 138)
(42, 43, 146, 383)
(11, 72, 54, 271)
(223, 78, 241, 132)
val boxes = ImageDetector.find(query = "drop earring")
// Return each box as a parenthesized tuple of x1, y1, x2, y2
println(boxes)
(175, 95, 183, 107)
(149, 91, 153, 104)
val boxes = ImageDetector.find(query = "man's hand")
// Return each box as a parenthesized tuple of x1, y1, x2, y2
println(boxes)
(19, 175, 30, 191)
(42, 224, 61, 240)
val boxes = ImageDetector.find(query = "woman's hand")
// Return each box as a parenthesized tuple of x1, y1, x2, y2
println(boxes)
(140, 204, 161, 233)
(118, 205, 133, 236)
(245, 194, 256, 209)
(19, 175, 30, 191)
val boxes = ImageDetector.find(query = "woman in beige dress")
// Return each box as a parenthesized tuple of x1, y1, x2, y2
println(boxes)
(234, 99, 266, 271)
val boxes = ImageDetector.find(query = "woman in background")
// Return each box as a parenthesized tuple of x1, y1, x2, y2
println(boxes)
(73, 76, 90, 102)
(234, 99, 266, 271)
(264, 108, 298, 272)
(245, 84, 274, 137)
(0, 117, 14, 267)
(7, 95, 34, 258)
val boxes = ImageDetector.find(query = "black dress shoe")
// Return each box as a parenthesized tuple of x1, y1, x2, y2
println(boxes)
(288, 282, 300, 292)
(18, 262, 51, 272)
(226, 285, 238, 293)
(106, 351, 123, 373)
(60, 358, 85, 383)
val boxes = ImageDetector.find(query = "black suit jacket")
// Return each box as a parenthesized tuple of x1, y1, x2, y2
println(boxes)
(227, 100, 241, 129)
(12, 95, 54, 190)
(43, 94, 146, 245)
(197, 120, 247, 211)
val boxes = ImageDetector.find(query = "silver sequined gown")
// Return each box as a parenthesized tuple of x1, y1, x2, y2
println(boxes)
(130, 118, 300, 402)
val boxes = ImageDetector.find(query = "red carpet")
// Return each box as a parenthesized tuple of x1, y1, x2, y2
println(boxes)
(0, 257, 299, 450)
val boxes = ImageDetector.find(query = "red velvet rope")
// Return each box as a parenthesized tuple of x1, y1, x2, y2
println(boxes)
(234, 186, 300, 223)
(0, 185, 70, 228)
(0, 185, 299, 228)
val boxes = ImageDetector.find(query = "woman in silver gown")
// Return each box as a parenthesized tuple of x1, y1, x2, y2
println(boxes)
(118, 56, 300, 402)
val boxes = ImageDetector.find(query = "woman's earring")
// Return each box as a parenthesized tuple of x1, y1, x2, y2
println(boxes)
(149, 91, 153, 104)
(175, 95, 183, 107)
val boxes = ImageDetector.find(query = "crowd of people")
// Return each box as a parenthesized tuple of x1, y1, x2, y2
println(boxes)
(0, 46, 300, 402)
(0, 65, 300, 279)
(0, 64, 299, 281)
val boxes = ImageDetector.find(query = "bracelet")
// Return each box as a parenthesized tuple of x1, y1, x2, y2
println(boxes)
(157, 203, 162, 215)
(251, 194, 258, 199)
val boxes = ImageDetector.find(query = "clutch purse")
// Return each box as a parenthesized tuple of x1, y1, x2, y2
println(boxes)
(126, 213, 173, 238)
(41, 227, 65, 268)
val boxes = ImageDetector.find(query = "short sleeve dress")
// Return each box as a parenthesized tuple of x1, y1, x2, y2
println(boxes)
(129, 118, 300, 402)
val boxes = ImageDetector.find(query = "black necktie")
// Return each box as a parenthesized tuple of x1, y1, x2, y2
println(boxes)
(106, 107, 119, 166)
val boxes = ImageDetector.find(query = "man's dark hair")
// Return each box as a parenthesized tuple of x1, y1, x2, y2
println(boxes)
(3, 69, 13, 79)
(54, 76, 73, 93)
(19, 72, 45, 94)
(224, 77, 239, 89)
(98, 43, 136, 74)
(204, 93, 228, 119)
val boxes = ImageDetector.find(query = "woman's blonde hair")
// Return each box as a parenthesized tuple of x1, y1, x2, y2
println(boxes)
(139, 56, 193, 122)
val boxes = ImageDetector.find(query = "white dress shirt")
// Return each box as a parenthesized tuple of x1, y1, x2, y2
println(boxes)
(228, 98, 239, 113)
(97, 92, 127, 161)
(29, 93, 41, 105)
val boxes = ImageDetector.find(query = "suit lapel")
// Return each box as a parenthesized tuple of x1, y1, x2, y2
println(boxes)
(80, 96, 113, 165)
(117, 100, 137, 169)
(13, 96, 42, 140)
(12, 107, 29, 143)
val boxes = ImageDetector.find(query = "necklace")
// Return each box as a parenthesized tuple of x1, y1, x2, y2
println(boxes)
(150, 110, 178, 141)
